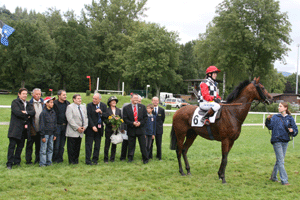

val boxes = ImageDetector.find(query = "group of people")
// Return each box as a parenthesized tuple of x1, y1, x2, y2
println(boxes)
(6, 89, 165, 169)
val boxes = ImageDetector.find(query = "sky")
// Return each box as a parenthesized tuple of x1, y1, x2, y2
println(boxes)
(1, 0, 300, 73)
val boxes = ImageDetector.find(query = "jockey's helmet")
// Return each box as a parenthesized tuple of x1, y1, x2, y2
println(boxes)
(206, 66, 221, 74)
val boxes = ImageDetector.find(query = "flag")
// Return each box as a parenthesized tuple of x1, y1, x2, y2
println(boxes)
(0, 20, 15, 46)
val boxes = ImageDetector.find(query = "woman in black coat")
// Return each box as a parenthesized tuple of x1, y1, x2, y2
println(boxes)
(104, 96, 122, 163)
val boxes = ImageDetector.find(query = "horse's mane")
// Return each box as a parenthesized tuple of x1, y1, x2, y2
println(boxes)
(225, 80, 251, 103)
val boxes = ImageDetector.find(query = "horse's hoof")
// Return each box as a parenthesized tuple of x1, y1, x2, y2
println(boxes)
(187, 172, 192, 176)
(180, 173, 186, 176)
(222, 180, 227, 184)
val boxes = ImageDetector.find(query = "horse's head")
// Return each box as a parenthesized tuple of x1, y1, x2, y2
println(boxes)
(252, 77, 273, 105)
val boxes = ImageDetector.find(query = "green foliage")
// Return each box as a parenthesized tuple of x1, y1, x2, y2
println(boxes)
(251, 102, 299, 113)
(166, 105, 172, 110)
(86, 90, 91, 96)
(194, 0, 292, 91)
(261, 68, 286, 93)
(124, 22, 181, 96)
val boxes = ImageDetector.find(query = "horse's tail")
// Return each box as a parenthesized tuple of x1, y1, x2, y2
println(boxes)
(170, 125, 177, 150)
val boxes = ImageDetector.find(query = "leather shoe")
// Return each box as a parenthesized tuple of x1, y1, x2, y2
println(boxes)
(143, 160, 149, 164)
(283, 183, 290, 185)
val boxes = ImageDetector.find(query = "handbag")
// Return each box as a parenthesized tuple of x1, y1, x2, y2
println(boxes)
(121, 130, 128, 140)
(110, 131, 123, 144)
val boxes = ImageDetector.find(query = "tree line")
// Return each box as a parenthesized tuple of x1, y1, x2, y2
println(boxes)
(0, 0, 295, 97)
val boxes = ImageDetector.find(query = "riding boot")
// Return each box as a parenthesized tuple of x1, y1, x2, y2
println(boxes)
(200, 108, 215, 125)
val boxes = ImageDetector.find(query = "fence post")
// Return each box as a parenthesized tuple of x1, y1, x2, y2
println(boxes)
(263, 113, 265, 129)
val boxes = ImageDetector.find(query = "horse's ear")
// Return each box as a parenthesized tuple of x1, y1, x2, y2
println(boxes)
(256, 77, 260, 84)
(253, 77, 257, 82)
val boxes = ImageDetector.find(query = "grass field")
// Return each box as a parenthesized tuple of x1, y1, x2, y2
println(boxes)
(1, 94, 300, 199)
(0, 125, 300, 199)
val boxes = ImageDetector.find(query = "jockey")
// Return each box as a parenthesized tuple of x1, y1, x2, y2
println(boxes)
(198, 66, 222, 124)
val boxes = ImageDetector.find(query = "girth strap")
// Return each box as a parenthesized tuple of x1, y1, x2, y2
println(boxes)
(206, 125, 215, 140)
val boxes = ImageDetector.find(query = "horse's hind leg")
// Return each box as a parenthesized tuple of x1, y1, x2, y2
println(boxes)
(176, 134, 186, 176)
(182, 131, 197, 175)
(218, 139, 234, 184)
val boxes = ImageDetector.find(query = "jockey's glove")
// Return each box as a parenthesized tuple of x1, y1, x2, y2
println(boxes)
(214, 98, 221, 103)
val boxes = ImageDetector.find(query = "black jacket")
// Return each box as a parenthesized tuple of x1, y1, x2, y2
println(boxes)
(123, 103, 148, 136)
(85, 102, 109, 137)
(39, 107, 57, 138)
(8, 98, 35, 140)
(152, 107, 165, 135)
(104, 107, 122, 137)
(53, 99, 70, 124)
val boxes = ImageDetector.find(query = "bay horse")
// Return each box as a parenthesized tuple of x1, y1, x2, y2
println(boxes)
(170, 77, 272, 183)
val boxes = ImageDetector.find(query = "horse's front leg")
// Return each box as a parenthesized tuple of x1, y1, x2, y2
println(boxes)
(218, 139, 234, 183)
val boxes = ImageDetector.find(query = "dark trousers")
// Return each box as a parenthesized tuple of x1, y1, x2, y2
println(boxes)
(85, 132, 102, 164)
(53, 124, 67, 163)
(150, 134, 162, 160)
(25, 132, 40, 163)
(120, 139, 128, 160)
(145, 135, 153, 158)
(67, 136, 82, 164)
(128, 134, 148, 162)
(7, 130, 26, 167)
(104, 131, 117, 162)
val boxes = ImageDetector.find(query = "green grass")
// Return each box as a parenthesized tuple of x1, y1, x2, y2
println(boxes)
(0, 125, 300, 199)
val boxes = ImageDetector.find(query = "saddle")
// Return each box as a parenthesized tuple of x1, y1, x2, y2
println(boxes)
(198, 107, 222, 121)
(191, 106, 222, 128)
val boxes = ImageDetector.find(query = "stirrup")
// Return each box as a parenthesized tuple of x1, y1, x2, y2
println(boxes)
(204, 119, 210, 125)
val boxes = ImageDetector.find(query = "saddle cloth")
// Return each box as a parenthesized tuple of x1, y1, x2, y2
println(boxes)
(191, 107, 220, 127)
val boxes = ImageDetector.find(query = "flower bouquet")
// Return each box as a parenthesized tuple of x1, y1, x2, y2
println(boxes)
(107, 115, 124, 132)
(107, 115, 124, 144)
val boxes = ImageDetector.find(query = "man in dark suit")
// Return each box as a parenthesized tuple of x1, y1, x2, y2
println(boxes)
(53, 90, 70, 163)
(85, 93, 108, 165)
(150, 96, 165, 160)
(123, 94, 149, 164)
(6, 88, 35, 169)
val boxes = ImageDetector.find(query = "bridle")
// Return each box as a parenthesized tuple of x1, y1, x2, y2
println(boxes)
(251, 81, 271, 105)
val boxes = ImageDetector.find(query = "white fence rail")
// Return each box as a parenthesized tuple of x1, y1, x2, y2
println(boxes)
(165, 110, 300, 128)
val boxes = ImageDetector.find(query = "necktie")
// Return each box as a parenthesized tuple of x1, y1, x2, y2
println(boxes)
(96, 105, 101, 124)
(78, 105, 84, 127)
(154, 107, 157, 115)
(134, 105, 138, 122)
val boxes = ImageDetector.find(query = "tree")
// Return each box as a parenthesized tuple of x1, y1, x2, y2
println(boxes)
(0, 20, 55, 90)
(84, 0, 147, 91)
(174, 41, 202, 94)
(194, 0, 292, 92)
(262, 68, 286, 93)
(124, 23, 181, 96)
(53, 19, 96, 91)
